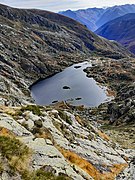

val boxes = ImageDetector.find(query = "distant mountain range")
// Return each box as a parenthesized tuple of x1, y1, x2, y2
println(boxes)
(95, 13, 135, 54)
(59, 4, 135, 31)
(59, 8, 105, 31)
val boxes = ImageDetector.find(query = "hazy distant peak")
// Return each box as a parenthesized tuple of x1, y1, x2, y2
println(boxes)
(95, 13, 135, 54)
(59, 4, 135, 31)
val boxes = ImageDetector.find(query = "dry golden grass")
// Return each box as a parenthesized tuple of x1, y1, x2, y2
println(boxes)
(0, 127, 32, 174)
(35, 131, 52, 140)
(54, 101, 70, 109)
(106, 89, 116, 97)
(59, 148, 127, 180)
(98, 130, 110, 141)
(0, 127, 15, 137)
(75, 115, 83, 125)
(0, 105, 21, 116)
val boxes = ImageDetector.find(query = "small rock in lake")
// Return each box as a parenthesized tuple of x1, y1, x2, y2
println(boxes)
(66, 98, 74, 101)
(52, 100, 58, 104)
(74, 65, 81, 69)
(63, 86, 70, 90)
(75, 97, 82, 100)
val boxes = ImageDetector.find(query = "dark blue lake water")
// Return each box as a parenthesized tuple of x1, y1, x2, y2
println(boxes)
(30, 62, 112, 107)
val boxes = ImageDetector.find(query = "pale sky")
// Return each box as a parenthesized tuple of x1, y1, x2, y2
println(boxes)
(1, 0, 135, 12)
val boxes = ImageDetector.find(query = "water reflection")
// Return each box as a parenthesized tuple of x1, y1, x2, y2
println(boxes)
(31, 62, 112, 107)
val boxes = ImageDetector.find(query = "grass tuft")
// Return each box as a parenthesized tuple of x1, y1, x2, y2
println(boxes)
(0, 136, 29, 160)
(21, 105, 42, 116)
(58, 110, 72, 125)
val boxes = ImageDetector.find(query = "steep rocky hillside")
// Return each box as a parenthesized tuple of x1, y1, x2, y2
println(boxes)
(0, 4, 131, 105)
(82, 56, 135, 149)
(96, 13, 135, 54)
(0, 104, 134, 180)
(60, 4, 135, 31)
(0, 4, 135, 180)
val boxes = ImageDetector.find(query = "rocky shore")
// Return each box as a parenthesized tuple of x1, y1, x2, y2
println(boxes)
(0, 54, 134, 179)
(0, 55, 134, 179)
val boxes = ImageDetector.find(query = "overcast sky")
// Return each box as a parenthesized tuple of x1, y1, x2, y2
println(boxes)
(1, 0, 135, 12)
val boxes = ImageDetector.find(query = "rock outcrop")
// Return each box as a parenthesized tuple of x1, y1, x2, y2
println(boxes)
(0, 105, 134, 179)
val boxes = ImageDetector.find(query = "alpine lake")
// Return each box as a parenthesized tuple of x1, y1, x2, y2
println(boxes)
(30, 62, 113, 107)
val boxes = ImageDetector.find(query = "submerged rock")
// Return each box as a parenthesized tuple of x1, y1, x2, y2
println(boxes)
(63, 86, 71, 90)
(75, 97, 82, 100)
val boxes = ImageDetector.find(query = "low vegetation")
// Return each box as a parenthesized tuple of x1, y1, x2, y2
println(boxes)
(22, 169, 70, 180)
(101, 124, 135, 149)
(58, 110, 72, 125)
(0, 132, 31, 176)
(21, 105, 42, 116)
(60, 148, 127, 180)
(0, 133, 70, 179)
(0, 136, 29, 160)
(14, 105, 42, 117)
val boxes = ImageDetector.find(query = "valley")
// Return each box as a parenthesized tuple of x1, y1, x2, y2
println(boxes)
(60, 4, 135, 55)
(60, 4, 135, 31)
(95, 13, 135, 54)
(0, 3, 134, 180)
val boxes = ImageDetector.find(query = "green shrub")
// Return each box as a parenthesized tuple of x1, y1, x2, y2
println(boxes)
(31, 169, 56, 180)
(22, 169, 71, 180)
(14, 105, 42, 118)
(21, 105, 42, 116)
(0, 136, 29, 160)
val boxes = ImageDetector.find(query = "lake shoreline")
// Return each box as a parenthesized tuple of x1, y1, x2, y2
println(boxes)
(30, 61, 114, 107)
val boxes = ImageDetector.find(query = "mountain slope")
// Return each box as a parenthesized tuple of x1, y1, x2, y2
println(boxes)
(0, 4, 132, 104)
(59, 8, 105, 31)
(0, 103, 133, 180)
(96, 4, 135, 27)
(95, 13, 135, 54)
(60, 4, 135, 31)
(0, 4, 135, 179)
